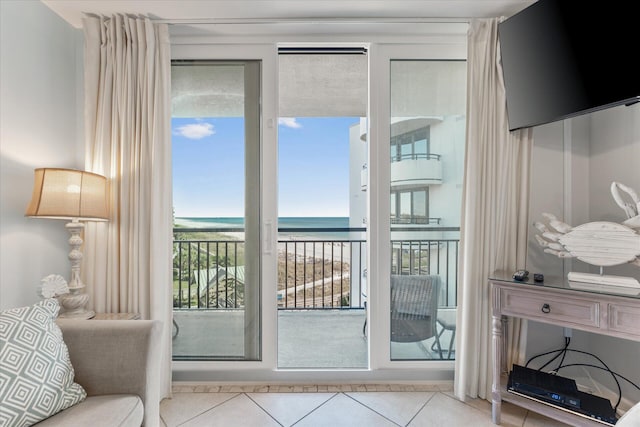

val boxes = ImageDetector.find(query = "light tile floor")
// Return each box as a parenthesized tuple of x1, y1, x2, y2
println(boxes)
(161, 383, 571, 427)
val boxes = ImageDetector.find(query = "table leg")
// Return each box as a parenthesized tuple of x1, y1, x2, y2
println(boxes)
(492, 313, 504, 424)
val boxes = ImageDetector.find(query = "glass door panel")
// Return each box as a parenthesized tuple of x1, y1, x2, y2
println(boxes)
(277, 48, 368, 369)
(171, 61, 261, 361)
(389, 60, 465, 361)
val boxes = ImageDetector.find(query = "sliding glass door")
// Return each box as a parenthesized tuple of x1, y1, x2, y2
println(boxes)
(171, 60, 262, 361)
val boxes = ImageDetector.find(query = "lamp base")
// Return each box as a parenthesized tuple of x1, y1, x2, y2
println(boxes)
(58, 290, 95, 319)
(58, 220, 95, 320)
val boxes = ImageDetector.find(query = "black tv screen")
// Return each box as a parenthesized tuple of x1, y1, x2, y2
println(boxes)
(498, 0, 640, 131)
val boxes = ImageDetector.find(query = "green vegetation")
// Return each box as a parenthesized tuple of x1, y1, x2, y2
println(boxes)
(173, 228, 353, 310)
(173, 229, 245, 309)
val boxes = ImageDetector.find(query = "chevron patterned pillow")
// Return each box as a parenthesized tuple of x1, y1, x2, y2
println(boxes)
(0, 299, 86, 426)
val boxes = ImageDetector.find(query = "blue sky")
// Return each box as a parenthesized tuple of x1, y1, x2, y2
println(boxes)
(172, 117, 358, 218)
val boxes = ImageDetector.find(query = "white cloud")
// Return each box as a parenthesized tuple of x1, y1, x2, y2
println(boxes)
(175, 122, 215, 139)
(278, 117, 302, 129)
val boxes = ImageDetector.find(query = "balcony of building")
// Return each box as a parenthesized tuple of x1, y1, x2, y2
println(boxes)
(390, 153, 442, 189)
(361, 153, 443, 192)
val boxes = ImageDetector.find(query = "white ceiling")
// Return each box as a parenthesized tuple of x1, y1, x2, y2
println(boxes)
(42, 0, 535, 117)
(41, 0, 536, 29)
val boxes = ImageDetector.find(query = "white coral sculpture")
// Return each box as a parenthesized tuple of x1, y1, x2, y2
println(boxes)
(533, 182, 640, 288)
(534, 182, 640, 268)
(611, 181, 640, 230)
(38, 274, 70, 299)
(534, 213, 640, 268)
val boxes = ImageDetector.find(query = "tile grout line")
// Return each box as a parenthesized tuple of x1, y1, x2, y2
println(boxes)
(288, 392, 341, 427)
(341, 392, 405, 427)
(404, 390, 438, 427)
(244, 393, 288, 427)
(172, 392, 242, 427)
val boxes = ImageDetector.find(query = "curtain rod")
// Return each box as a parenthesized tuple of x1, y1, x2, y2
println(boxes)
(153, 17, 471, 25)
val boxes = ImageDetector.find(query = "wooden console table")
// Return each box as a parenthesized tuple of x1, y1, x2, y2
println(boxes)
(490, 270, 640, 426)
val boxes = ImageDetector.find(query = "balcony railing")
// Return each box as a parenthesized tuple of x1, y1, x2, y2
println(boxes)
(391, 217, 441, 225)
(390, 155, 443, 187)
(391, 153, 441, 163)
(173, 227, 458, 311)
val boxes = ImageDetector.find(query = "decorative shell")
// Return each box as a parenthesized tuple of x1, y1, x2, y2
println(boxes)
(37, 274, 69, 298)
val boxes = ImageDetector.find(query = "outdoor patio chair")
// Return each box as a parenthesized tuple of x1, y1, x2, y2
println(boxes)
(431, 307, 456, 359)
(390, 274, 443, 358)
(363, 274, 445, 358)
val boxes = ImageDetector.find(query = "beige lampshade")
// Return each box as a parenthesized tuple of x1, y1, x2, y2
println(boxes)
(26, 168, 109, 221)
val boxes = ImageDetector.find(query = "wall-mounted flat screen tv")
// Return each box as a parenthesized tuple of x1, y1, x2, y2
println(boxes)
(498, 0, 640, 131)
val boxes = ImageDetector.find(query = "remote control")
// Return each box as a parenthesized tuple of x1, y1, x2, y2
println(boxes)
(513, 270, 529, 281)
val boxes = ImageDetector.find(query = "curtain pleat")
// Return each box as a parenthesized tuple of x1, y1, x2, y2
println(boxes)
(454, 18, 533, 401)
(82, 14, 173, 415)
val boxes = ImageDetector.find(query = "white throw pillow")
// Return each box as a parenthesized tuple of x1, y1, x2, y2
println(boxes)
(0, 299, 86, 426)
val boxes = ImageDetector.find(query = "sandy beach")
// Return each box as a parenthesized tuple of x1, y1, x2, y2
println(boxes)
(174, 217, 353, 259)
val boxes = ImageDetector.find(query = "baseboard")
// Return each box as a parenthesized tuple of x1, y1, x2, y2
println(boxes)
(171, 381, 454, 393)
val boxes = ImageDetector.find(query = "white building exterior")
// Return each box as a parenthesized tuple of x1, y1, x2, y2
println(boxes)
(348, 60, 467, 309)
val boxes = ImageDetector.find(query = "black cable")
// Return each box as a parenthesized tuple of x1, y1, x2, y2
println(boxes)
(555, 349, 623, 411)
(556, 363, 622, 411)
(556, 363, 640, 392)
(538, 337, 570, 372)
(524, 344, 640, 413)
(555, 336, 570, 372)
(547, 347, 620, 410)
(524, 337, 569, 371)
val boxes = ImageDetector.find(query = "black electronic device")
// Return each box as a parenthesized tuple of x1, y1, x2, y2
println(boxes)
(508, 364, 580, 409)
(498, 0, 640, 131)
(534, 273, 544, 283)
(507, 365, 618, 426)
(513, 270, 529, 281)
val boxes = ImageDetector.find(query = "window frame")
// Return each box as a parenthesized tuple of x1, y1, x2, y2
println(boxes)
(170, 36, 467, 381)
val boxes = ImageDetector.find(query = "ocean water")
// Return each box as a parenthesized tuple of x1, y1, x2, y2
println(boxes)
(175, 217, 360, 240)
(176, 216, 349, 228)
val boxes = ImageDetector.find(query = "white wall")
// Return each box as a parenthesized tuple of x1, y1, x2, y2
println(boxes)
(526, 103, 640, 409)
(582, 104, 640, 407)
(0, 0, 83, 310)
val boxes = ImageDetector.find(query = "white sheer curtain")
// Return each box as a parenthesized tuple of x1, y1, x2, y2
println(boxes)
(82, 14, 173, 404)
(454, 18, 533, 402)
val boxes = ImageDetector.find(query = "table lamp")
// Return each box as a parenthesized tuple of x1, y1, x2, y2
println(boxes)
(26, 168, 109, 319)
